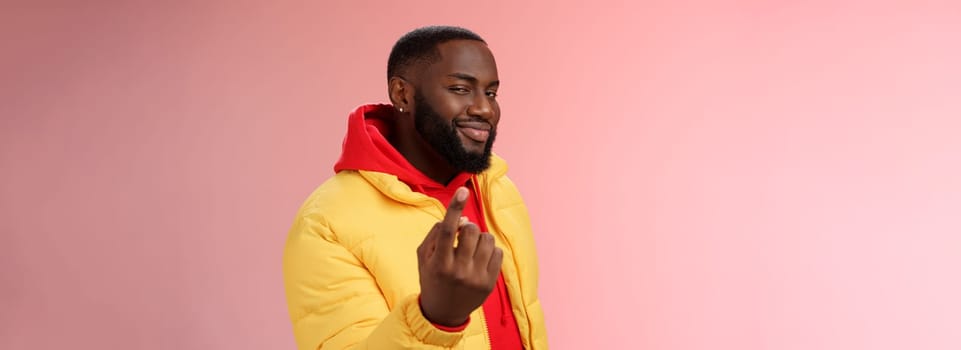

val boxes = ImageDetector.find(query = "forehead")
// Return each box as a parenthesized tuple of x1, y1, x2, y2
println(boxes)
(422, 40, 498, 81)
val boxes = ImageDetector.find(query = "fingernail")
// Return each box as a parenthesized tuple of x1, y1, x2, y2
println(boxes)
(458, 216, 468, 226)
(456, 188, 467, 202)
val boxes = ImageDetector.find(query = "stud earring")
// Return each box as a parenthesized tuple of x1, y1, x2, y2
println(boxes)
(399, 107, 405, 112)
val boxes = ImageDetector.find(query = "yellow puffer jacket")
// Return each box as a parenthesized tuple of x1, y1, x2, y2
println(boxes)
(283, 154, 548, 349)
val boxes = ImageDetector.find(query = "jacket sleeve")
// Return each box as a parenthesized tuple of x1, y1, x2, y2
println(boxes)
(282, 209, 467, 350)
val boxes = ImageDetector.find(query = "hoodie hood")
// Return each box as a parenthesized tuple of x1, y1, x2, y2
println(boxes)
(334, 104, 475, 192)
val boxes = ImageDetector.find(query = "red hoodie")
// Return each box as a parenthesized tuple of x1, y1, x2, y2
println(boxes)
(333, 104, 523, 349)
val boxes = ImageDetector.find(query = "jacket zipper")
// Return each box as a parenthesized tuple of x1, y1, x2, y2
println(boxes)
(470, 177, 496, 348)
(474, 179, 512, 327)
(473, 175, 531, 349)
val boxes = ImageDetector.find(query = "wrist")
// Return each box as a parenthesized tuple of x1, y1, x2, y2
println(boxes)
(418, 295, 468, 327)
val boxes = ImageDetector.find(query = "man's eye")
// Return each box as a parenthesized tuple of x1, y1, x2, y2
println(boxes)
(449, 87, 470, 94)
(486, 91, 498, 98)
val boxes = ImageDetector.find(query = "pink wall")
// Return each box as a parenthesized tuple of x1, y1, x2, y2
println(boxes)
(2, 1, 960, 349)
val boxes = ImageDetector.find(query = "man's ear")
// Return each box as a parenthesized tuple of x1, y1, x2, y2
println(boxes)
(388, 76, 413, 111)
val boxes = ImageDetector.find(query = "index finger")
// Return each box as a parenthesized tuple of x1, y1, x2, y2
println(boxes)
(433, 187, 469, 260)
(441, 187, 469, 233)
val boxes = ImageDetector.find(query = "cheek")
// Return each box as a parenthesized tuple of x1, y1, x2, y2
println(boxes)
(429, 94, 465, 120)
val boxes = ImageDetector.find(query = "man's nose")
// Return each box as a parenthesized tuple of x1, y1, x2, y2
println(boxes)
(467, 93, 494, 120)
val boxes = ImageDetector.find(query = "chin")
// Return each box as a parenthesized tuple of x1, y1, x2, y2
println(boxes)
(464, 148, 486, 156)
(456, 142, 481, 154)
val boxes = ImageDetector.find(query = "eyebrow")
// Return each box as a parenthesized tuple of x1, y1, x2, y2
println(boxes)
(447, 73, 500, 88)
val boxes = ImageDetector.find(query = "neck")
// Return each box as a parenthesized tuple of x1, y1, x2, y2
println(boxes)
(390, 112, 459, 185)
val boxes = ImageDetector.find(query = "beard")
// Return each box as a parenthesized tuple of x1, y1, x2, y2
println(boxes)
(413, 92, 496, 174)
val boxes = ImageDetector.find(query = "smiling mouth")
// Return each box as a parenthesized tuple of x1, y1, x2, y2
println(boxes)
(454, 120, 491, 143)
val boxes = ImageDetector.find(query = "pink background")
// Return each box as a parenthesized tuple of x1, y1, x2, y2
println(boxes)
(2, 1, 960, 349)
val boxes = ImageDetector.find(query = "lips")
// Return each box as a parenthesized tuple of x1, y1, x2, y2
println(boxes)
(454, 120, 491, 143)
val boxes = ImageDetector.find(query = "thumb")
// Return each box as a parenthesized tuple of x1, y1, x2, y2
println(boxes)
(419, 223, 443, 260)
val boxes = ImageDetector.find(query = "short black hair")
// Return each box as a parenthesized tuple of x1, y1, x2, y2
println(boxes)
(387, 25, 486, 80)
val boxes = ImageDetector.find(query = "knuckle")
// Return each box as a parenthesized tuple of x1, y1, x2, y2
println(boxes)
(440, 225, 455, 236)
(491, 249, 504, 263)
(479, 234, 493, 246)
(463, 223, 479, 233)
(475, 279, 494, 293)
(438, 264, 455, 276)
(452, 269, 470, 283)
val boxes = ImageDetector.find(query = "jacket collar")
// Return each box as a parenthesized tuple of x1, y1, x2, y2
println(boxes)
(358, 153, 508, 209)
